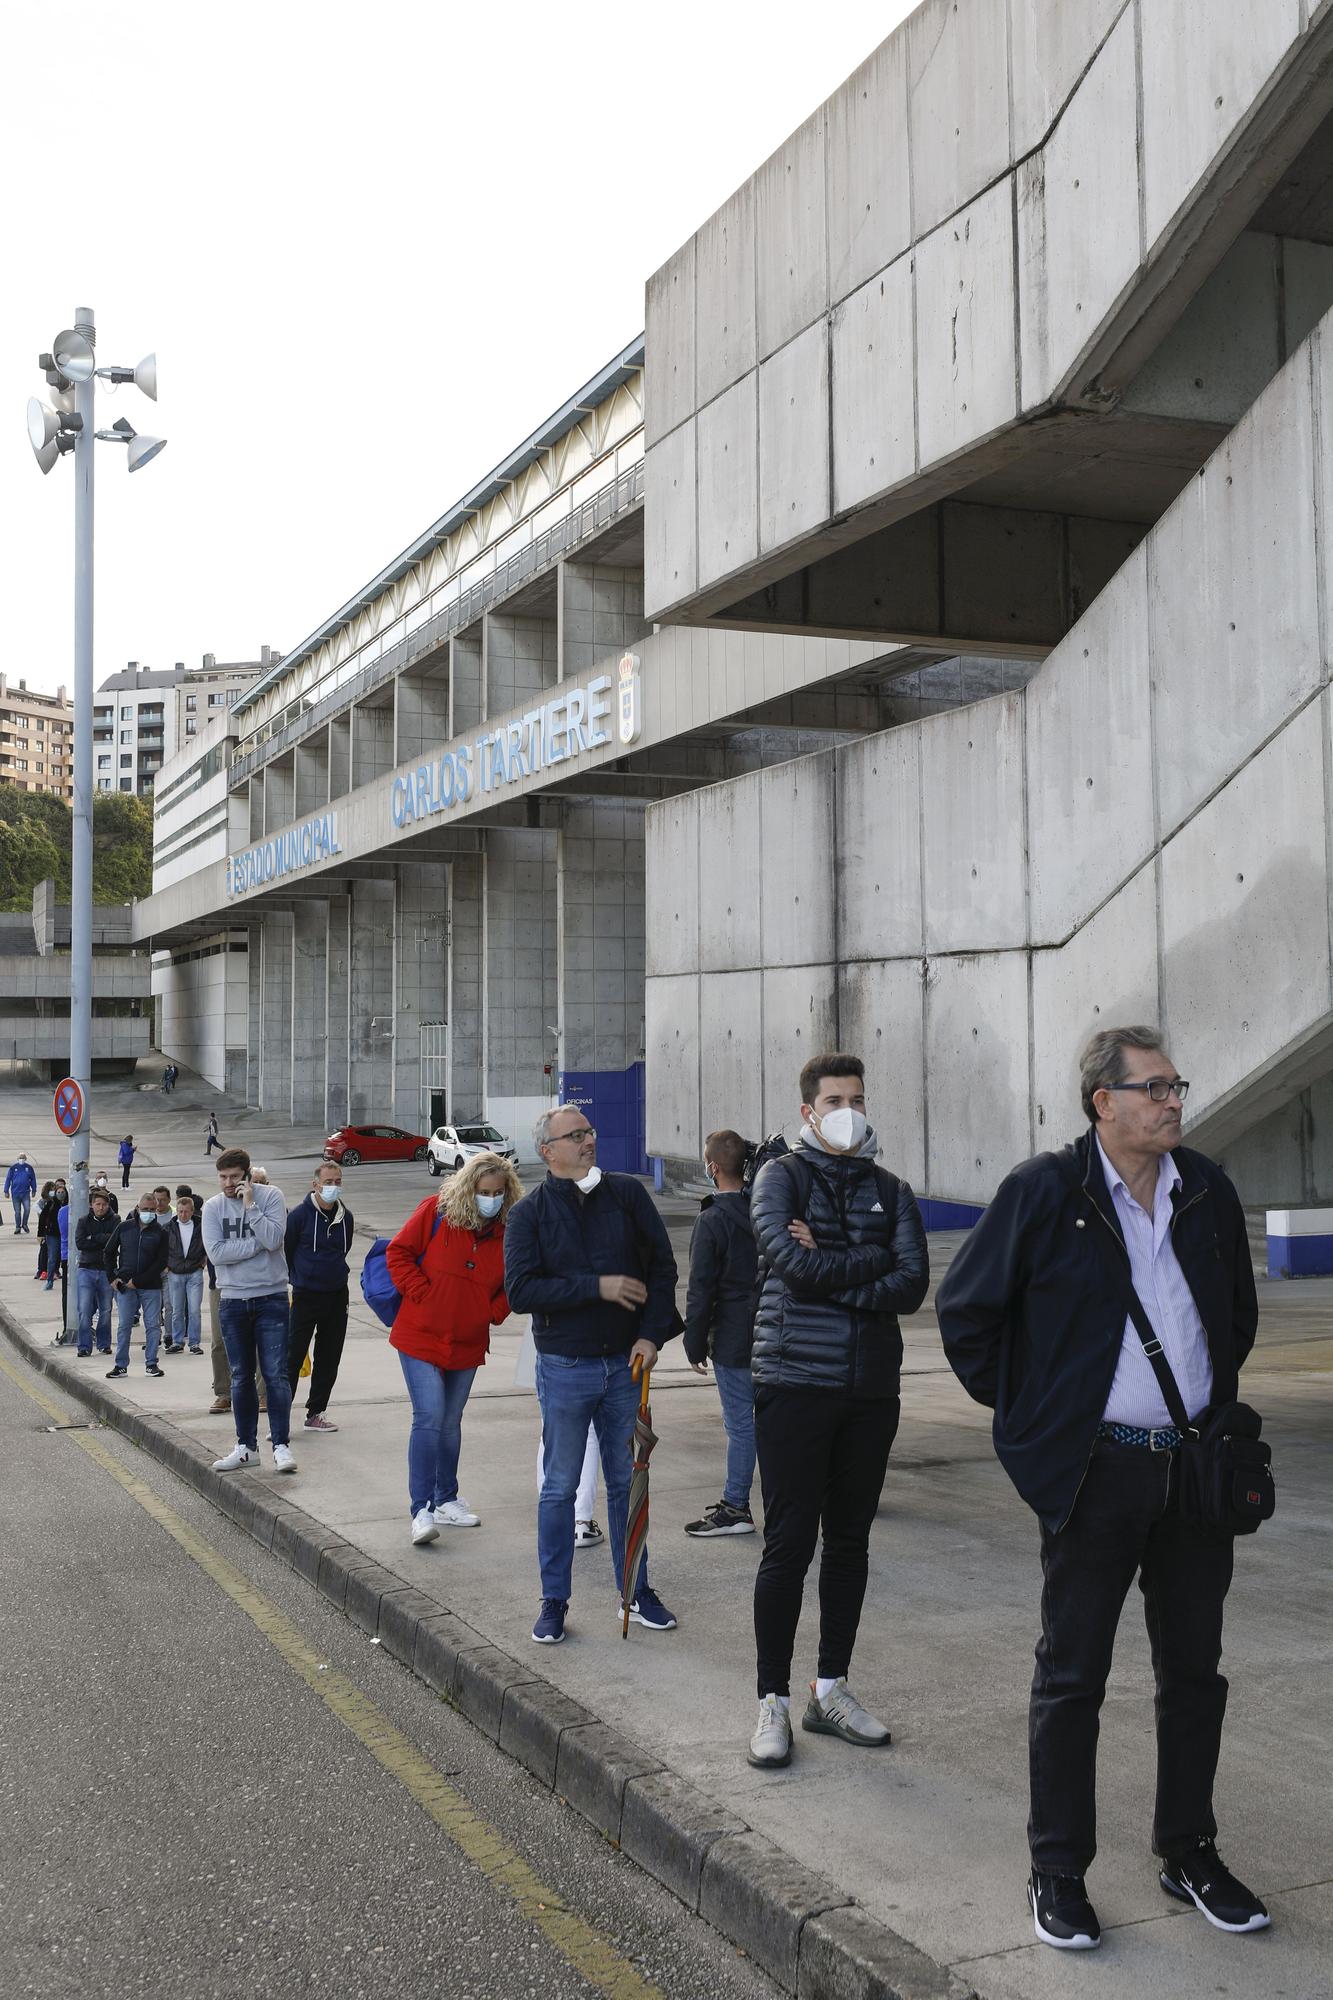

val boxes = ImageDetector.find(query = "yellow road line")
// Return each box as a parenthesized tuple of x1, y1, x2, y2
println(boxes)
(0, 1349, 664, 2000)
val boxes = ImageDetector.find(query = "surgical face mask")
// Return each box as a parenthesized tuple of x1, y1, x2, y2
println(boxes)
(476, 1192, 504, 1219)
(317, 1184, 340, 1205)
(138, 1209, 155, 1227)
(576, 1165, 602, 1194)
(813, 1106, 867, 1154)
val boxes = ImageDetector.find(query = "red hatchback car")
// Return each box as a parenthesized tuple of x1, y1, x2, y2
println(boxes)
(323, 1123, 429, 1166)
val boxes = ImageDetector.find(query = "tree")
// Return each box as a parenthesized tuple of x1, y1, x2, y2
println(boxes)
(0, 813, 64, 911)
(0, 782, 153, 909)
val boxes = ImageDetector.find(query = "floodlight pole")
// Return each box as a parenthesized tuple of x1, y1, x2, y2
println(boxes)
(64, 305, 95, 1338)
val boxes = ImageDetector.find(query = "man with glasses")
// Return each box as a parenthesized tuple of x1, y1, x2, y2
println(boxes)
(937, 1026, 1267, 1952)
(505, 1104, 679, 1646)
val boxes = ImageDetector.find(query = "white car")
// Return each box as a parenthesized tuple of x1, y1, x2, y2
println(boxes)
(426, 1122, 517, 1175)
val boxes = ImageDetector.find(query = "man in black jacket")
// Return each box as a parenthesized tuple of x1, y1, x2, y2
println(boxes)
(936, 1026, 1268, 1951)
(747, 1052, 928, 1771)
(104, 1190, 170, 1379)
(682, 1129, 760, 1538)
(74, 1187, 117, 1356)
(505, 1104, 679, 1647)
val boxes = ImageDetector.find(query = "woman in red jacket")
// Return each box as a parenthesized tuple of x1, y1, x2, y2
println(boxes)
(386, 1152, 522, 1547)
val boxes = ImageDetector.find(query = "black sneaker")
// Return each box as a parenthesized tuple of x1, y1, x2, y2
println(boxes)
(1029, 1869, 1101, 1950)
(145, 1365, 165, 1378)
(684, 1500, 756, 1538)
(106, 1366, 127, 1379)
(1160, 1839, 1270, 1933)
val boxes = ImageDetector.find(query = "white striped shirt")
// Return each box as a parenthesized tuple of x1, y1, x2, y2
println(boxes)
(1096, 1136, 1213, 1428)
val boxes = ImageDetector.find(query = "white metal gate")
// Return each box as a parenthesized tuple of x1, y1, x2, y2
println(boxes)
(419, 1021, 449, 1132)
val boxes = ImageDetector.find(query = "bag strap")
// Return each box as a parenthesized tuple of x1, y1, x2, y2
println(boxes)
(1099, 1235, 1194, 1433)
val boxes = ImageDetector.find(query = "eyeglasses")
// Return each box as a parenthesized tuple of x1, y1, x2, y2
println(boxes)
(1105, 1078, 1190, 1104)
(549, 1126, 595, 1144)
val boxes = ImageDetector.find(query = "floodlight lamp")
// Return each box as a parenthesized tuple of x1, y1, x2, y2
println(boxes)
(27, 397, 61, 452)
(126, 432, 167, 473)
(32, 432, 60, 476)
(52, 328, 95, 383)
(134, 353, 157, 401)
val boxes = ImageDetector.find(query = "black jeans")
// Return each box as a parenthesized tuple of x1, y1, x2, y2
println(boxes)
(753, 1383, 899, 1698)
(1029, 1438, 1234, 1874)
(287, 1286, 349, 1416)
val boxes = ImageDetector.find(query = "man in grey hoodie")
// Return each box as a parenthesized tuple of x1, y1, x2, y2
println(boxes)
(201, 1147, 296, 1474)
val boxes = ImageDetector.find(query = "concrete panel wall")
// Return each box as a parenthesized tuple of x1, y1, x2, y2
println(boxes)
(758, 322, 830, 555)
(325, 895, 351, 1130)
(396, 672, 451, 763)
(559, 563, 647, 684)
(920, 695, 1026, 953)
(290, 901, 328, 1123)
(924, 952, 1032, 1198)
(697, 770, 763, 971)
(696, 376, 758, 593)
(348, 878, 395, 1120)
(696, 188, 756, 408)
(1009, 0, 1125, 157)
(486, 829, 558, 1127)
(450, 632, 483, 738)
(257, 911, 294, 1115)
(448, 854, 484, 1121)
(755, 109, 827, 361)
(761, 964, 839, 1136)
(394, 863, 449, 1129)
(915, 179, 1018, 468)
(645, 973, 700, 1162)
(154, 935, 247, 1093)
(758, 755, 836, 969)
(484, 614, 557, 720)
(826, 30, 910, 303)
(1030, 863, 1161, 1144)
(699, 970, 764, 1147)
(831, 256, 915, 515)
(836, 727, 922, 960)
(351, 704, 395, 790)
(838, 955, 926, 1187)
(906, 0, 1011, 239)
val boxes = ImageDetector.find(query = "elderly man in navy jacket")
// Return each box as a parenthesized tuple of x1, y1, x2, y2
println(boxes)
(936, 1025, 1267, 1953)
(505, 1104, 679, 1647)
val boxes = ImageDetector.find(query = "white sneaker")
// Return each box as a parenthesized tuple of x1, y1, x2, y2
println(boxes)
(433, 1497, 480, 1528)
(748, 1694, 794, 1769)
(411, 1507, 440, 1545)
(574, 1518, 604, 1547)
(272, 1443, 296, 1475)
(213, 1442, 257, 1473)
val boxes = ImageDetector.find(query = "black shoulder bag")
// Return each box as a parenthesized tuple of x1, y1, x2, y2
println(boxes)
(1115, 1281, 1275, 1537)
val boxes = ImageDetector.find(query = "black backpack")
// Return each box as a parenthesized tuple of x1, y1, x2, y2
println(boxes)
(741, 1133, 791, 1190)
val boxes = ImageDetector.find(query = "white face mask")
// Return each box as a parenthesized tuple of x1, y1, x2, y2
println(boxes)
(814, 1106, 868, 1154)
(576, 1166, 602, 1194)
(317, 1184, 340, 1205)
(138, 1210, 155, 1227)
(476, 1192, 504, 1219)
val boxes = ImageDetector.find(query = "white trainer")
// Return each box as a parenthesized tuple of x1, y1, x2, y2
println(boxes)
(213, 1442, 257, 1472)
(434, 1497, 480, 1528)
(272, 1443, 297, 1474)
(748, 1694, 794, 1769)
(411, 1507, 440, 1545)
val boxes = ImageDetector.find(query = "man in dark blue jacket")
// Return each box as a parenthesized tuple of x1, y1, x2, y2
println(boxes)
(285, 1162, 354, 1432)
(682, 1129, 760, 1538)
(75, 1187, 118, 1355)
(747, 1052, 928, 1773)
(505, 1104, 679, 1647)
(936, 1026, 1266, 1953)
(104, 1190, 169, 1379)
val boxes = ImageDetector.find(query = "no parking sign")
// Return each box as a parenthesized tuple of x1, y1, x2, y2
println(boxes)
(53, 1077, 84, 1137)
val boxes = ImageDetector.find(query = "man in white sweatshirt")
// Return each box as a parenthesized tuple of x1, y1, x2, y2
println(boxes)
(201, 1147, 296, 1474)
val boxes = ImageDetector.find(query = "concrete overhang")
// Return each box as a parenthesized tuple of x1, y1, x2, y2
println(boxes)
(643, 0, 1333, 649)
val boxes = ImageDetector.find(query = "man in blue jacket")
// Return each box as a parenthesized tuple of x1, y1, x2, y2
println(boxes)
(104, 1190, 170, 1378)
(5, 1153, 37, 1233)
(285, 1162, 354, 1432)
(936, 1026, 1267, 1953)
(505, 1104, 679, 1647)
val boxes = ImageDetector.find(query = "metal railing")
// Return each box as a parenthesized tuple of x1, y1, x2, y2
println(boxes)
(228, 459, 645, 789)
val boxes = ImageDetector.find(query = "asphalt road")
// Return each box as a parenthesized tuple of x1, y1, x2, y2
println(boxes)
(0, 1357, 776, 2000)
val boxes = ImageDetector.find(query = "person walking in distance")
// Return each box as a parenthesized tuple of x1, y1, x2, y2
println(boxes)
(104, 1189, 170, 1379)
(936, 1027, 1270, 1951)
(387, 1154, 520, 1546)
(683, 1130, 761, 1538)
(164, 1191, 207, 1356)
(118, 1136, 135, 1190)
(202, 1149, 295, 1475)
(746, 1053, 928, 1771)
(504, 1105, 680, 1646)
(205, 1111, 221, 1157)
(6, 1153, 37, 1233)
(74, 1186, 117, 1356)
(286, 1162, 355, 1432)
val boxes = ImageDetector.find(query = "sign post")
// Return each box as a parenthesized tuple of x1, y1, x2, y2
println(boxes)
(52, 1077, 85, 1341)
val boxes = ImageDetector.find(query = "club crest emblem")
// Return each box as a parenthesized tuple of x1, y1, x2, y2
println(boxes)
(617, 651, 643, 747)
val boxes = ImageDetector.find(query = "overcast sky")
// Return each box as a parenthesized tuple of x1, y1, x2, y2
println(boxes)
(3, 1, 913, 698)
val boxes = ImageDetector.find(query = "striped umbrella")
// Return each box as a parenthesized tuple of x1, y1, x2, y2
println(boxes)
(621, 1356, 658, 1638)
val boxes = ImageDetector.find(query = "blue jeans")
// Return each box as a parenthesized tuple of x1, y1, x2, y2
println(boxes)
(398, 1353, 478, 1515)
(114, 1286, 161, 1369)
(713, 1362, 757, 1510)
(167, 1269, 204, 1350)
(219, 1291, 292, 1450)
(43, 1233, 62, 1288)
(77, 1269, 112, 1353)
(535, 1351, 644, 1604)
(12, 1193, 30, 1231)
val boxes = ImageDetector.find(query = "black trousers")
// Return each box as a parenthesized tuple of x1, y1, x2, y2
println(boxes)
(1029, 1438, 1234, 1874)
(287, 1286, 349, 1416)
(753, 1383, 899, 1698)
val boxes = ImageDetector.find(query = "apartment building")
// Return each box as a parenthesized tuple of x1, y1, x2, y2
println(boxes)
(0, 676, 74, 800)
(95, 648, 279, 796)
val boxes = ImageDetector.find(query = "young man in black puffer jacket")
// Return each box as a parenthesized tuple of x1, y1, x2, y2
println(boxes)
(746, 1052, 928, 1772)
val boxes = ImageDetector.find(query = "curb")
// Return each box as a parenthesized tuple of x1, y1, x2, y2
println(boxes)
(2, 1308, 976, 2000)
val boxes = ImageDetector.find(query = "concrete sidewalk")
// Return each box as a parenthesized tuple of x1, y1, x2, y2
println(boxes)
(5, 1083, 1331, 1997)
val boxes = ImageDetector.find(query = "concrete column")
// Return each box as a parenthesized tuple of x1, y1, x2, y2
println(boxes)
(245, 924, 262, 1104)
(350, 701, 395, 790)
(264, 755, 294, 832)
(483, 827, 559, 1157)
(290, 901, 328, 1122)
(558, 560, 648, 681)
(348, 877, 395, 1119)
(447, 853, 484, 1121)
(248, 778, 265, 843)
(483, 611, 557, 721)
(293, 736, 327, 818)
(257, 911, 294, 1113)
(558, 799, 647, 1172)
(325, 894, 351, 1130)
(396, 670, 451, 763)
(450, 630, 483, 737)
(329, 713, 351, 800)
(393, 862, 449, 1128)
